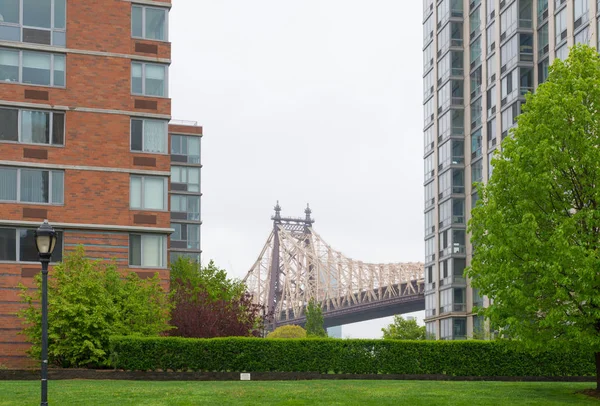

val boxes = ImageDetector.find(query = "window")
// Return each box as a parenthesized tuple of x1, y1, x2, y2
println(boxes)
(425, 237, 435, 263)
(500, 34, 518, 71)
(555, 8, 567, 44)
(486, 53, 496, 85)
(131, 62, 167, 97)
(424, 98, 434, 127)
(130, 175, 167, 210)
(486, 21, 495, 53)
(424, 42, 433, 72)
(537, 0, 548, 22)
(171, 166, 200, 192)
(470, 37, 481, 67)
(486, 85, 496, 117)
(0, 48, 64, 86)
(538, 24, 549, 57)
(425, 209, 434, 236)
(0, 167, 63, 204)
(171, 223, 200, 250)
(0, 107, 64, 145)
(424, 69, 434, 100)
(0, 227, 63, 262)
(424, 181, 434, 209)
(486, 0, 495, 22)
(555, 44, 568, 60)
(424, 154, 434, 182)
(0, 0, 66, 46)
(574, 26, 589, 46)
(538, 58, 549, 85)
(131, 5, 168, 41)
(426, 321, 436, 339)
(170, 251, 200, 264)
(425, 294, 436, 317)
(471, 128, 482, 159)
(131, 118, 167, 153)
(500, 2, 517, 39)
(171, 194, 200, 221)
(574, 0, 589, 28)
(487, 117, 497, 149)
(424, 126, 434, 155)
(129, 234, 166, 267)
(423, 14, 433, 46)
(472, 158, 483, 183)
(171, 135, 200, 164)
(501, 102, 519, 137)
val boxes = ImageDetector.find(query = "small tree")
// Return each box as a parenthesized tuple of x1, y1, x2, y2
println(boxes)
(169, 258, 266, 338)
(305, 298, 327, 337)
(19, 247, 171, 368)
(267, 325, 307, 338)
(381, 316, 426, 340)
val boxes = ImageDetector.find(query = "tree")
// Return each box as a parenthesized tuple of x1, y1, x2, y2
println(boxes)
(305, 298, 327, 337)
(266, 325, 307, 338)
(466, 44, 600, 389)
(19, 247, 171, 368)
(381, 316, 426, 340)
(169, 258, 266, 338)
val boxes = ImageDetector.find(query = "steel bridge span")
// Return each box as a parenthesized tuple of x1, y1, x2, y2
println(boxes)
(244, 203, 425, 328)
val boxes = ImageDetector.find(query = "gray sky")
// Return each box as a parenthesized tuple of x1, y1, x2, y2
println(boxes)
(169, 1, 424, 338)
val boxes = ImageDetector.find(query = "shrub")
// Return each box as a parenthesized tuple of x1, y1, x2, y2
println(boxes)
(267, 325, 306, 338)
(109, 336, 595, 376)
(19, 247, 171, 368)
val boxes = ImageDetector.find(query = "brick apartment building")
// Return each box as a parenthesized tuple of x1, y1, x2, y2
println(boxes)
(0, 0, 202, 367)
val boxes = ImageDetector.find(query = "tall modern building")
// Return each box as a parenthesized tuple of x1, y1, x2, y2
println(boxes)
(0, 0, 201, 367)
(423, 0, 594, 339)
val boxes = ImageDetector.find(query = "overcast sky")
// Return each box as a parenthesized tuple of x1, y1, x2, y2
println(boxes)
(169, 1, 424, 338)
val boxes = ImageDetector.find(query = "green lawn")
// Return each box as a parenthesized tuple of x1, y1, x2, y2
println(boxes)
(0, 380, 597, 405)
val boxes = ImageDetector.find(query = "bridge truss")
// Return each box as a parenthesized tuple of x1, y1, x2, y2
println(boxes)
(243, 203, 424, 327)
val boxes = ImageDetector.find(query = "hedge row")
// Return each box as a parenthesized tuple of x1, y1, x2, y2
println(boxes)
(108, 336, 595, 376)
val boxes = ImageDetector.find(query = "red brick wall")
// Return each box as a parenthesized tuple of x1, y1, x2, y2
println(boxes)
(0, 229, 171, 369)
(0, 0, 175, 368)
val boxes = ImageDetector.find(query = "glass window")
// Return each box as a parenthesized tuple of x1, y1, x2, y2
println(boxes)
(170, 251, 200, 264)
(130, 175, 166, 210)
(129, 234, 166, 267)
(0, 108, 18, 142)
(171, 223, 200, 250)
(131, 5, 168, 41)
(171, 194, 200, 220)
(574, 0, 589, 27)
(17, 228, 63, 262)
(171, 135, 201, 164)
(0, 168, 17, 201)
(131, 62, 167, 97)
(0, 48, 64, 86)
(555, 8, 567, 44)
(425, 181, 434, 209)
(500, 2, 517, 39)
(538, 24, 549, 57)
(1, 0, 66, 46)
(0, 167, 64, 204)
(171, 166, 200, 192)
(130, 118, 167, 154)
(0, 108, 65, 145)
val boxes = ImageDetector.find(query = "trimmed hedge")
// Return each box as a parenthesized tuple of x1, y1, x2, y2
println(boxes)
(109, 336, 595, 376)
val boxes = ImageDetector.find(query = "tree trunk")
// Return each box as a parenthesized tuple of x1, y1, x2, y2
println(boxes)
(596, 352, 600, 392)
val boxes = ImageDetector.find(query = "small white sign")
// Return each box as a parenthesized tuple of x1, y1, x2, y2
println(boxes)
(240, 373, 251, 381)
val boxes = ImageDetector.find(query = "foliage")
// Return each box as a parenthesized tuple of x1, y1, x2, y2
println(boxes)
(169, 258, 265, 338)
(466, 44, 600, 386)
(0, 381, 597, 406)
(305, 298, 327, 337)
(170, 257, 245, 302)
(381, 316, 426, 340)
(109, 336, 594, 376)
(19, 247, 171, 368)
(267, 325, 307, 339)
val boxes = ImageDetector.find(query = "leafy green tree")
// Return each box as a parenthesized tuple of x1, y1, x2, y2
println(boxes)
(305, 298, 327, 337)
(381, 316, 426, 340)
(170, 257, 245, 302)
(19, 247, 171, 368)
(466, 44, 600, 389)
(266, 325, 307, 338)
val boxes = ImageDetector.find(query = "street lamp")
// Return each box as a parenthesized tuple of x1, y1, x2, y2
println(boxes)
(35, 220, 57, 406)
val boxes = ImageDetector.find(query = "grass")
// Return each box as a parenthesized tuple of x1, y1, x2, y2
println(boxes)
(0, 380, 597, 405)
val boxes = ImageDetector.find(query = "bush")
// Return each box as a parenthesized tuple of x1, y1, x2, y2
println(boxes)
(19, 247, 171, 368)
(267, 325, 306, 338)
(109, 336, 595, 376)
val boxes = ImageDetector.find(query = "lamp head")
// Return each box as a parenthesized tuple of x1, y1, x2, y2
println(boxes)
(35, 220, 57, 259)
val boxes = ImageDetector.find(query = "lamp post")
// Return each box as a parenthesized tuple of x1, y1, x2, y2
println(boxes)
(35, 220, 57, 406)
